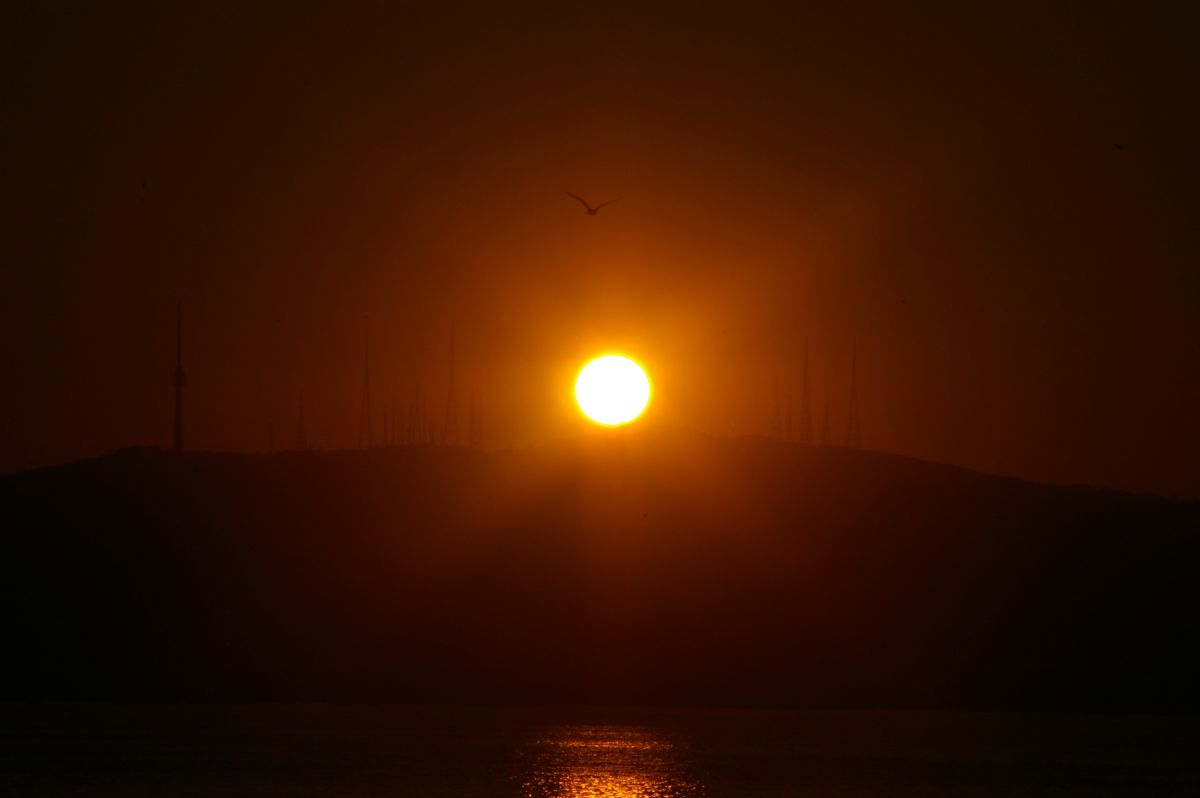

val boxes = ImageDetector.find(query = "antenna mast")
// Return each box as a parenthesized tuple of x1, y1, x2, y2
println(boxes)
(467, 388, 484, 450)
(442, 322, 459, 446)
(785, 390, 793, 442)
(358, 321, 372, 449)
(771, 373, 781, 439)
(172, 300, 185, 453)
(846, 341, 861, 448)
(800, 344, 813, 444)
(297, 388, 308, 450)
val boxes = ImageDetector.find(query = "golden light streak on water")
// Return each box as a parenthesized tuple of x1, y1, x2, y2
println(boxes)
(520, 725, 703, 798)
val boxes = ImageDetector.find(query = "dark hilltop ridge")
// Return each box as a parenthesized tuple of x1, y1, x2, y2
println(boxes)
(3, 428, 1198, 710)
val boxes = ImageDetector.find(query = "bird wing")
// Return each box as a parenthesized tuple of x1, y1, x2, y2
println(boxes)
(566, 192, 594, 212)
(592, 198, 621, 211)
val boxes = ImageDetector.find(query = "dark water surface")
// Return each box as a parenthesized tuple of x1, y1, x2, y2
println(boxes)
(1, 705, 1197, 796)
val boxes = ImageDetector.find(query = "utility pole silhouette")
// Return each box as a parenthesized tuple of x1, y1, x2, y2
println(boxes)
(846, 341, 861, 448)
(467, 391, 476, 449)
(467, 388, 484, 450)
(296, 388, 308, 450)
(410, 382, 427, 445)
(407, 384, 420, 445)
(771, 374, 782, 439)
(172, 300, 185, 453)
(358, 322, 372, 449)
(821, 395, 831, 446)
(799, 344, 813, 445)
(442, 323, 459, 446)
(785, 390, 794, 442)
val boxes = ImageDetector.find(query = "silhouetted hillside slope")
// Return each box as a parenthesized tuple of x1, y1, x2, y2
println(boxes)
(3, 429, 1198, 709)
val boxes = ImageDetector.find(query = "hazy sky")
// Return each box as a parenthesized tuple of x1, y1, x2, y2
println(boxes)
(3, 2, 1198, 496)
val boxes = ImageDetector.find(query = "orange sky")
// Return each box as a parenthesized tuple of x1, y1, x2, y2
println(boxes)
(2, 2, 1198, 496)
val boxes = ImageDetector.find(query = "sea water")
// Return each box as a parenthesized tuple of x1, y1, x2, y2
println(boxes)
(1, 705, 1197, 796)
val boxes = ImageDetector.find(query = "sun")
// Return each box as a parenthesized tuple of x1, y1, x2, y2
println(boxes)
(575, 355, 651, 426)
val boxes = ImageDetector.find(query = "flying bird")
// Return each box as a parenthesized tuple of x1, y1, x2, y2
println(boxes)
(566, 192, 620, 216)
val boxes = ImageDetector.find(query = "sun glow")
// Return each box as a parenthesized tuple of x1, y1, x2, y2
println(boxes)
(575, 355, 651, 426)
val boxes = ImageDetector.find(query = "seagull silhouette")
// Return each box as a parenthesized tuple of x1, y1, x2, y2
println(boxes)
(566, 192, 620, 216)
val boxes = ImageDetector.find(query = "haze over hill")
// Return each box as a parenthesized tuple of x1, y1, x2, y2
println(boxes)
(4, 429, 1197, 710)
(5, 4, 1200, 499)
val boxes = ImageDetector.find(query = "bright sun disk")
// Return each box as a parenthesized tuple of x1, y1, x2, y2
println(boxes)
(575, 355, 651, 426)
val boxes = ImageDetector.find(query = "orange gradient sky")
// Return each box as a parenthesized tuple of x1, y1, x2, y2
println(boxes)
(2, 3, 1198, 496)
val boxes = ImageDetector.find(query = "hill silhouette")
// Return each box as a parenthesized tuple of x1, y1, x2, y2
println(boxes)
(3, 428, 1197, 710)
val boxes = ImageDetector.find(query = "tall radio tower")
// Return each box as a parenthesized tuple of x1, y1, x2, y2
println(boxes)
(296, 388, 308, 450)
(442, 322, 459, 446)
(467, 388, 484, 450)
(771, 374, 782, 440)
(785, 389, 793, 442)
(846, 341, 861, 448)
(799, 344, 813, 445)
(358, 321, 373, 449)
(172, 301, 185, 453)
(821, 399, 831, 446)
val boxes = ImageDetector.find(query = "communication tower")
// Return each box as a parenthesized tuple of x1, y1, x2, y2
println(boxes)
(172, 301, 185, 453)
(442, 323, 460, 446)
(358, 323, 372, 449)
(799, 344, 813, 445)
(846, 342, 861, 448)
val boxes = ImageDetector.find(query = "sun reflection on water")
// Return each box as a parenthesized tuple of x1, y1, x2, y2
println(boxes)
(519, 725, 704, 798)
